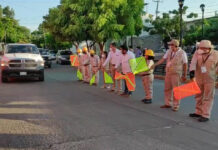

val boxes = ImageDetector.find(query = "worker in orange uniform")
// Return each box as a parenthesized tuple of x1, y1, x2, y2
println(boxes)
(76, 49, 83, 81)
(151, 39, 188, 111)
(139, 49, 155, 104)
(100, 51, 110, 89)
(90, 50, 100, 86)
(189, 40, 218, 122)
(81, 47, 91, 83)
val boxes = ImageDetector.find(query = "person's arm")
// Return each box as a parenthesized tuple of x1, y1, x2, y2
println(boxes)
(182, 52, 188, 82)
(182, 63, 188, 81)
(103, 51, 111, 67)
(151, 50, 169, 69)
(189, 51, 198, 80)
(97, 56, 101, 68)
(154, 58, 165, 67)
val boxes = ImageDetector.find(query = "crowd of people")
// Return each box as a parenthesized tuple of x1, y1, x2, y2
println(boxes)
(73, 39, 218, 123)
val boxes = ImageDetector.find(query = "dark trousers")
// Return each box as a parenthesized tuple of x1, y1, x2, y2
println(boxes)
(124, 80, 132, 95)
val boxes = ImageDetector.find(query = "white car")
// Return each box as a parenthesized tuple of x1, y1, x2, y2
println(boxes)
(1, 44, 45, 82)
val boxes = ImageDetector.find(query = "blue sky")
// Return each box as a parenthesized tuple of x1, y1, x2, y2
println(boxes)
(1, 0, 218, 31)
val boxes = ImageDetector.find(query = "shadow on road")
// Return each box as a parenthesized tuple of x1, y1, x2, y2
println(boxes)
(0, 134, 52, 149)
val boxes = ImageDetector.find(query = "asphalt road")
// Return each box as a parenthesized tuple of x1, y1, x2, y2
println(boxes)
(0, 63, 218, 150)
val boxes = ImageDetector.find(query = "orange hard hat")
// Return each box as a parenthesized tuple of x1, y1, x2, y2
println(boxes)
(83, 47, 88, 52)
(145, 49, 155, 56)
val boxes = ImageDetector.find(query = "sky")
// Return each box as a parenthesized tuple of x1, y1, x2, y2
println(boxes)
(0, 0, 218, 31)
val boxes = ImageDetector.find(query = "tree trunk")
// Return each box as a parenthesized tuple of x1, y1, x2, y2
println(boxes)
(98, 42, 105, 53)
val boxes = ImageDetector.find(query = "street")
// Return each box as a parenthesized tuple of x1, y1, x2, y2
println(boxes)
(0, 64, 218, 150)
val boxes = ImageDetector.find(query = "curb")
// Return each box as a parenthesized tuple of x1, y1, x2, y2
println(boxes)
(154, 75, 218, 89)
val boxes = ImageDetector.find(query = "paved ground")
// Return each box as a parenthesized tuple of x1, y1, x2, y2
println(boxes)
(0, 64, 218, 150)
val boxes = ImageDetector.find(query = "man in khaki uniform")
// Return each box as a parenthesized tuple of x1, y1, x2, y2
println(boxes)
(140, 49, 155, 104)
(90, 50, 100, 85)
(152, 39, 188, 111)
(81, 47, 91, 83)
(189, 40, 218, 122)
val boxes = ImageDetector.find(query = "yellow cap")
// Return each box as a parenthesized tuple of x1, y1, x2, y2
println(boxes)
(77, 49, 82, 53)
(83, 47, 88, 53)
(90, 50, 95, 55)
(145, 49, 155, 56)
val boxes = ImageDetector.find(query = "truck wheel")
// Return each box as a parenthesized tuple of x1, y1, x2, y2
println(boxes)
(39, 71, 44, 82)
(48, 64, 51, 68)
(1, 76, 8, 83)
(60, 60, 63, 65)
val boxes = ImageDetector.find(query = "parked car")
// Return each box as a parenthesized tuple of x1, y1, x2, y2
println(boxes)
(154, 48, 166, 61)
(49, 50, 56, 60)
(39, 49, 52, 68)
(56, 50, 72, 65)
(1, 44, 44, 82)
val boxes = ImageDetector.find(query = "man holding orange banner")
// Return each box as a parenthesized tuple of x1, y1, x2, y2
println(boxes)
(116, 45, 135, 97)
(189, 40, 218, 122)
(152, 39, 188, 111)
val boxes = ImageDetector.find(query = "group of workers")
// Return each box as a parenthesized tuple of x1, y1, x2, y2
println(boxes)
(73, 39, 218, 122)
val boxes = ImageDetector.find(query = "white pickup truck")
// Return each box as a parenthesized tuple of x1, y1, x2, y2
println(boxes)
(1, 44, 45, 82)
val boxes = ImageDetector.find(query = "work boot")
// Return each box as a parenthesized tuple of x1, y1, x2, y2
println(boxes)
(92, 83, 97, 86)
(189, 113, 201, 118)
(198, 117, 209, 122)
(142, 99, 152, 104)
(172, 107, 179, 112)
(160, 105, 171, 108)
(141, 99, 146, 103)
(120, 92, 128, 97)
(110, 89, 115, 92)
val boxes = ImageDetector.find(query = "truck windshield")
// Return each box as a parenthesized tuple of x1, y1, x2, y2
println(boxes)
(60, 51, 72, 55)
(6, 45, 39, 54)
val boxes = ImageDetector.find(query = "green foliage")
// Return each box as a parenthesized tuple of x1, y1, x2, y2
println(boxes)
(43, 0, 144, 51)
(0, 5, 31, 43)
(31, 24, 71, 51)
(145, 6, 198, 43)
(184, 18, 218, 45)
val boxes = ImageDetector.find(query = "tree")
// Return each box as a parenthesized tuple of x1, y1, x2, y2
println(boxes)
(184, 18, 218, 45)
(0, 5, 30, 43)
(3, 6, 15, 18)
(43, 0, 145, 52)
(144, 6, 198, 46)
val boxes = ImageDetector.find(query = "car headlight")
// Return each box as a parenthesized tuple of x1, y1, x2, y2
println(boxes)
(61, 57, 66, 60)
(1, 61, 9, 67)
(38, 61, 44, 67)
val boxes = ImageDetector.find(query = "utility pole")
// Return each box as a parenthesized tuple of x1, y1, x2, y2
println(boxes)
(42, 26, 46, 49)
(153, 0, 162, 18)
(200, 4, 205, 39)
(4, 28, 7, 44)
(178, 0, 185, 48)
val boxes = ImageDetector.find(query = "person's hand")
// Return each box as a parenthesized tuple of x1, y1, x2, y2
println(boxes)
(150, 64, 155, 70)
(181, 75, 187, 83)
(190, 77, 196, 82)
(115, 68, 119, 72)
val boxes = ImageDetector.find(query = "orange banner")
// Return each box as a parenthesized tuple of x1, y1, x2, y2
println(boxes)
(173, 81, 201, 100)
(70, 55, 79, 67)
(115, 72, 136, 91)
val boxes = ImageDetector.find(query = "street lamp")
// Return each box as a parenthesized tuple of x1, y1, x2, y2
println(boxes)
(200, 4, 205, 39)
(178, 0, 184, 47)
